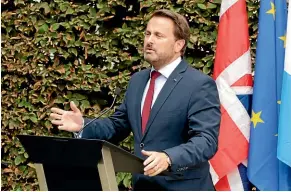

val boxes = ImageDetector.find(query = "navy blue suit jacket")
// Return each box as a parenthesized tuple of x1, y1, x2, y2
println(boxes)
(83, 60, 221, 190)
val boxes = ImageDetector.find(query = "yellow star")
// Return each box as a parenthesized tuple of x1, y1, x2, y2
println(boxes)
(251, 110, 264, 128)
(279, 34, 286, 48)
(277, 100, 281, 104)
(266, 2, 276, 19)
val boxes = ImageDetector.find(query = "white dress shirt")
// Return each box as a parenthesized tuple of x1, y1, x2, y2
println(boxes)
(140, 57, 182, 114)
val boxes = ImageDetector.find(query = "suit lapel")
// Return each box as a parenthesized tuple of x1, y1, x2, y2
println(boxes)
(135, 69, 151, 139)
(141, 60, 188, 141)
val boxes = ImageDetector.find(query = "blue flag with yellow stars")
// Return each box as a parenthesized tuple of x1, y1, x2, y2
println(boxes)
(278, 0, 291, 169)
(247, 0, 291, 190)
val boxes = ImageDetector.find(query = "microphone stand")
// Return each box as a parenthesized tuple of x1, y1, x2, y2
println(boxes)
(74, 88, 121, 138)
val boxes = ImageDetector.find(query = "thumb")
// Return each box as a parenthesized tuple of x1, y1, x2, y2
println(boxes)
(141, 150, 153, 156)
(70, 101, 81, 113)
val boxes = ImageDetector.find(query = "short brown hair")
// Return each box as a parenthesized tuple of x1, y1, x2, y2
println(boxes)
(150, 9, 190, 56)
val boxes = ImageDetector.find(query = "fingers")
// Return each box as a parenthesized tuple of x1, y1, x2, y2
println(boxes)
(143, 154, 155, 166)
(58, 125, 66, 130)
(142, 150, 153, 157)
(51, 120, 63, 126)
(70, 101, 81, 113)
(145, 163, 163, 176)
(51, 120, 69, 131)
(148, 166, 163, 177)
(51, 108, 66, 115)
(144, 158, 159, 172)
(143, 151, 161, 175)
(50, 113, 62, 120)
(144, 167, 156, 176)
(143, 152, 169, 177)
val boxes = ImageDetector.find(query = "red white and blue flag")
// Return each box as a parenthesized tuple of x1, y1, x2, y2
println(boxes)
(210, 0, 253, 190)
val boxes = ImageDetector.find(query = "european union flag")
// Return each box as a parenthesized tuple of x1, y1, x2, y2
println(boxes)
(247, 0, 291, 190)
(278, 0, 291, 175)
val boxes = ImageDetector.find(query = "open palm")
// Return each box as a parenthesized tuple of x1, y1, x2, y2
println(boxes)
(50, 101, 83, 132)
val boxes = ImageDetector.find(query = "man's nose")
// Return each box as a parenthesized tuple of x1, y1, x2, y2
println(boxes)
(146, 35, 154, 44)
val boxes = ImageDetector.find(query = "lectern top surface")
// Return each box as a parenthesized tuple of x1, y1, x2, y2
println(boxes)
(17, 135, 143, 167)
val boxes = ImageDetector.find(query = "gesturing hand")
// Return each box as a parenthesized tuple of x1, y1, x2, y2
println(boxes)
(49, 101, 83, 132)
(142, 150, 170, 177)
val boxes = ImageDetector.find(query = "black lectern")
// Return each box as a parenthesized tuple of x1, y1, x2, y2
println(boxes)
(17, 135, 145, 191)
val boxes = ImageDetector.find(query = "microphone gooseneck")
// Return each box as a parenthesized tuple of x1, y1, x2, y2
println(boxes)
(75, 88, 121, 138)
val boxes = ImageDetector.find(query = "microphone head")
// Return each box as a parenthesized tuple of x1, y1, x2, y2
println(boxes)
(114, 87, 121, 96)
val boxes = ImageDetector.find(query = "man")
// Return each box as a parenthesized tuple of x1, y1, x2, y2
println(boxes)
(50, 9, 221, 190)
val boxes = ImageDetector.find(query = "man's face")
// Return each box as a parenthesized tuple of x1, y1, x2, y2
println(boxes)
(143, 16, 178, 67)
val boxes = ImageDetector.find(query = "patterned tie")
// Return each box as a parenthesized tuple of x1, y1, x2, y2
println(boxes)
(141, 71, 161, 134)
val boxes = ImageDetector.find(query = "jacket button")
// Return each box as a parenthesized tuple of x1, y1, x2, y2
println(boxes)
(140, 143, 144, 148)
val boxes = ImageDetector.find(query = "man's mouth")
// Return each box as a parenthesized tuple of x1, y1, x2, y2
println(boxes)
(145, 48, 155, 53)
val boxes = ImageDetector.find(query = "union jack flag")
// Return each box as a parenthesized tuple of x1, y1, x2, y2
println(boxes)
(209, 0, 253, 190)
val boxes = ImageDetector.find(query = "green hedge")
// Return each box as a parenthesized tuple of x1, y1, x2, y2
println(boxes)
(1, 0, 259, 190)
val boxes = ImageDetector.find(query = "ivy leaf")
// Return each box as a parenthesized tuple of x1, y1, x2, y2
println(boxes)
(211, 0, 221, 4)
(206, 60, 213, 67)
(80, 100, 90, 111)
(18, 99, 33, 110)
(116, 173, 124, 184)
(186, 57, 194, 64)
(202, 55, 213, 62)
(51, 23, 60, 31)
(203, 66, 211, 74)
(69, 48, 78, 56)
(72, 93, 86, 100)
(207, 3, 217, 9)
(49, 48, 57, 54)
(70, 100, 79, 107)
(82, 65, 92, 70)
(44, 121, 52, 129)
(97, 2, 105, 9)
(60, 3, 68, 12)
(89, 8, 97, 17)
(66, 7, 74, 15)
(197, 4, 207, 10)
(55, 96, 66, 104)
(38, 24, 49, 34)
(9, 120, 21, 129)
(24, 153, 29, 159)
(15, 185, 22, 191)
(194, 62, 204, 68)
(39, 2, 50, 14)
(123, 174, 131, 188)
(29, 115, 38, 123)
(14, 0, 25, 6)
(15, 155, 24, 165)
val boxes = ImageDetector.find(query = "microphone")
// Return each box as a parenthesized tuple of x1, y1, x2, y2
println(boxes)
(75, 87, 121, 138)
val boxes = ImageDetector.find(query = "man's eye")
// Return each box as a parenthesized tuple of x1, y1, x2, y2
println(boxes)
(156, 34, 163, 38)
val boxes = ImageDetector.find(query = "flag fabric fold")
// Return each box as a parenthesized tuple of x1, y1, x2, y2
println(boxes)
(247, 0, 291, 190)
(277, 0, 291, 169)
(211, 0, 252, 190)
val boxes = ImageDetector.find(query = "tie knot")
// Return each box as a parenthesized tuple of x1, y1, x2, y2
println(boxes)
(151, 71, 161, 80)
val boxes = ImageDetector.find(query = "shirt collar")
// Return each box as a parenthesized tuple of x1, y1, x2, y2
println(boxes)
(150, 57, 182, 79)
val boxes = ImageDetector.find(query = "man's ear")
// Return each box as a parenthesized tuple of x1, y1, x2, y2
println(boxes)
(174, 39, 185, 54)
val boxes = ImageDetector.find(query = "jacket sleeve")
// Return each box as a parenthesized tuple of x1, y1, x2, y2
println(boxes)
(164, 77, 221, 172)
(81, 85, 132, 144)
